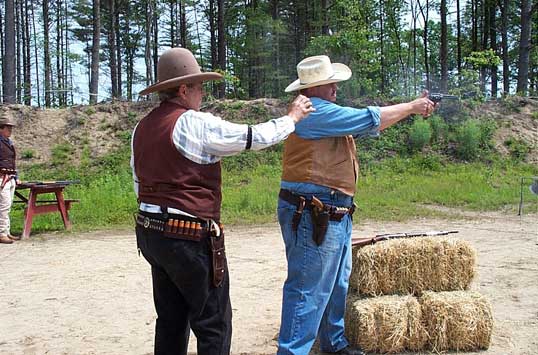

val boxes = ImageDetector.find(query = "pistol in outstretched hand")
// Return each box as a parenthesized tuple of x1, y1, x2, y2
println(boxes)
(428, 93, 459, 104)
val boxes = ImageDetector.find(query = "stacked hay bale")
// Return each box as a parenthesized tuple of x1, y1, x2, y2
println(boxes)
(345, 236, 493, 353)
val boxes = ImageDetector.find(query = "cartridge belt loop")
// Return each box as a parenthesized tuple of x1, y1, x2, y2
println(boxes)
(135, 212, 208, 242)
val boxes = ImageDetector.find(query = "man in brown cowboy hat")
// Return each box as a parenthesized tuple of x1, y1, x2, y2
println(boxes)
(276, 55, 436, 355)
(131, 47, 314, 355)
(0, 112, 20, 244)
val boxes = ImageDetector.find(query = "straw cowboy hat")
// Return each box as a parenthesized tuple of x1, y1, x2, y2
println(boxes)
(285, 55, 352, 92)
(0, 111, 17, 126)
(139, 48, 222, 95)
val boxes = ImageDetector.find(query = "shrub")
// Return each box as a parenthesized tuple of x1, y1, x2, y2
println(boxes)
(504, 137, 530, 161)
(454, 120, 481, 160)
(84, 107, 96, 115)
(21, 149, 35, 159)
(429, 115, 448, 144)
(478, 119, 497, 150)
(51, 142, 75, 166)
(408, 118, 432, 152)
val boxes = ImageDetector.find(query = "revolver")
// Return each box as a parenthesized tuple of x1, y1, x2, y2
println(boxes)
(428, 93, 459, 104)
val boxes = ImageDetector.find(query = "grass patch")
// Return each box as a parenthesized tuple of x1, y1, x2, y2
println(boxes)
(9, 147, 538, 236)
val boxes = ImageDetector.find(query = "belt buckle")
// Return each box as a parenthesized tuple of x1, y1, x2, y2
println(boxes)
(143, 217, 150, 228)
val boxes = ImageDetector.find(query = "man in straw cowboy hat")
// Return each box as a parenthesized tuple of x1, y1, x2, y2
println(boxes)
(131, 47, 314, 355)
(276, 55, 436, 355)
(0, 111, 20, 245)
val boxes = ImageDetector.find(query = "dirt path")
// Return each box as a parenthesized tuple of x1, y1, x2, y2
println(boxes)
(1, 212, 537, 355)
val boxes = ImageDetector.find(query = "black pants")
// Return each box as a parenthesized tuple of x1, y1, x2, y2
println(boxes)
(136, 222, 232, 355)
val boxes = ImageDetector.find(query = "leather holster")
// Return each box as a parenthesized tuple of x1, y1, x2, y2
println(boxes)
(311, 205, 330, 246)
(209, 230, 226, 288)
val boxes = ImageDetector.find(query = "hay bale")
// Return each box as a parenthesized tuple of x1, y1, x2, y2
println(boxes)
(350, 237, 476, 296)
(420, 290, 493, 351)
(345, 295, 427, 353)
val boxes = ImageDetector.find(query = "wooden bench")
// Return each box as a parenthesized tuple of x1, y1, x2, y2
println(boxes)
(15, 181, 79, 238)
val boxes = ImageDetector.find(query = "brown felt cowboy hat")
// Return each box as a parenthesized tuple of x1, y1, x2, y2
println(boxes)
(285, 55, 352, 92)
(139, 48, 223, 95)
(0, 111, 17, 126)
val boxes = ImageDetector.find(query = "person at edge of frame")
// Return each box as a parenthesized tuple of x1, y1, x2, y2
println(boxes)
(0, 111, 21, 245)
(276, 55, 436, 355)
(131, 47, 315, 355)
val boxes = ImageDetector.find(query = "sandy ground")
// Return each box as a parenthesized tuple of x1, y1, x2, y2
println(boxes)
(1, 211, 537, 355)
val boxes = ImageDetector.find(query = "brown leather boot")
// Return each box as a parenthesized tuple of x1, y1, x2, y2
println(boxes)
(8, 234, 21, 241)
(0, 235, 13, 244)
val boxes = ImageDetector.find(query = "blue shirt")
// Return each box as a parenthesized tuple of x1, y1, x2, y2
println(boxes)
(281, 97, 381, 199)
(293, 97, 381, 139)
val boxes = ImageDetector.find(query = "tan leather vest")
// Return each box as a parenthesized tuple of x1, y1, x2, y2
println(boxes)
(281, 133, 358, 196)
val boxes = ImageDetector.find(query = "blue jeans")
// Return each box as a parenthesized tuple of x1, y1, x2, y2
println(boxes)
(277, 184, 353, 355)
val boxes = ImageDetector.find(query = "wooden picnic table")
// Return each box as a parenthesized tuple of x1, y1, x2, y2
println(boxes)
(15, 181, 79, 239)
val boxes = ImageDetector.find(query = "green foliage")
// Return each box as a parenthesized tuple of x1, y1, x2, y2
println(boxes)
(357, 157, 538, 220)
(126, 111, 138, 125)
(21, 150, 35, 159)
(429, 115, 448, 144)
(464, 49, 502, 68)
(408, 118, 432, 152)
(499, 96, 523, 113)
(51, 142, 75, 166)
(478, 119, 498, 150)
(454, 120, 481, 160)
(84, 107, 96, 116)
(116, 131, 132, 143)
(504, 137, 531, 161)
(532, 112, 538, 120)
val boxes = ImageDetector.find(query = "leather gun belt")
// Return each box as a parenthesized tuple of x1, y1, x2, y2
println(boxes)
(278, 189, 355, 222)
(135, 212, 209, 242)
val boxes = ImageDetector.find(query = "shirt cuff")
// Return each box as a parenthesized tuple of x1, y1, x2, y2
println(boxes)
(281, 115, 296, 133)
(366, 106, 381, 137)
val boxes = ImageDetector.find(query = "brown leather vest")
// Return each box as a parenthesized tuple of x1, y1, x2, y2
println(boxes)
(133, 100, 222, 220)
(0, 138, 16, 171)
(281, 133, 358, 196)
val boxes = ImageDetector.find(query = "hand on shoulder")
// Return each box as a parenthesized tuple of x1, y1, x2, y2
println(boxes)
(288, 95, 316, 123)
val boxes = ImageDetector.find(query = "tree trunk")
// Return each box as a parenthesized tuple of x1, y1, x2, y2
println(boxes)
(456, 0, 462, 79)
(489, 0, 498, 98)
(217, 0, 225, 98)
(499, 0, 509, 95)
(22, 0, 31, 105)
(271, 0, 280, 96)
(321, 0, 329, 35)
(418, 0, 430, 90)
(90, 0, 101, 104)
(108, 0, 118, 99)
(516, 0, 532, 94)
(179, 0, 187, 47)
(208, 0, 217, 96)
(144, 0, 154, 88)
(3, 0, 16, 103)
(169, 0, 175, 47)
(43, 0, 51, 106)
(472, 0, 478, 51)
(440, 0, 448, 93)
(479, 2, 488, 93)
(30, 0, 41, 106)
(153, 4, 159, 82)
(379, 0, 385, 94)
(16, 0, 22, 103)
(56, 0, 64, 106)
(115, 8, 122, 98)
